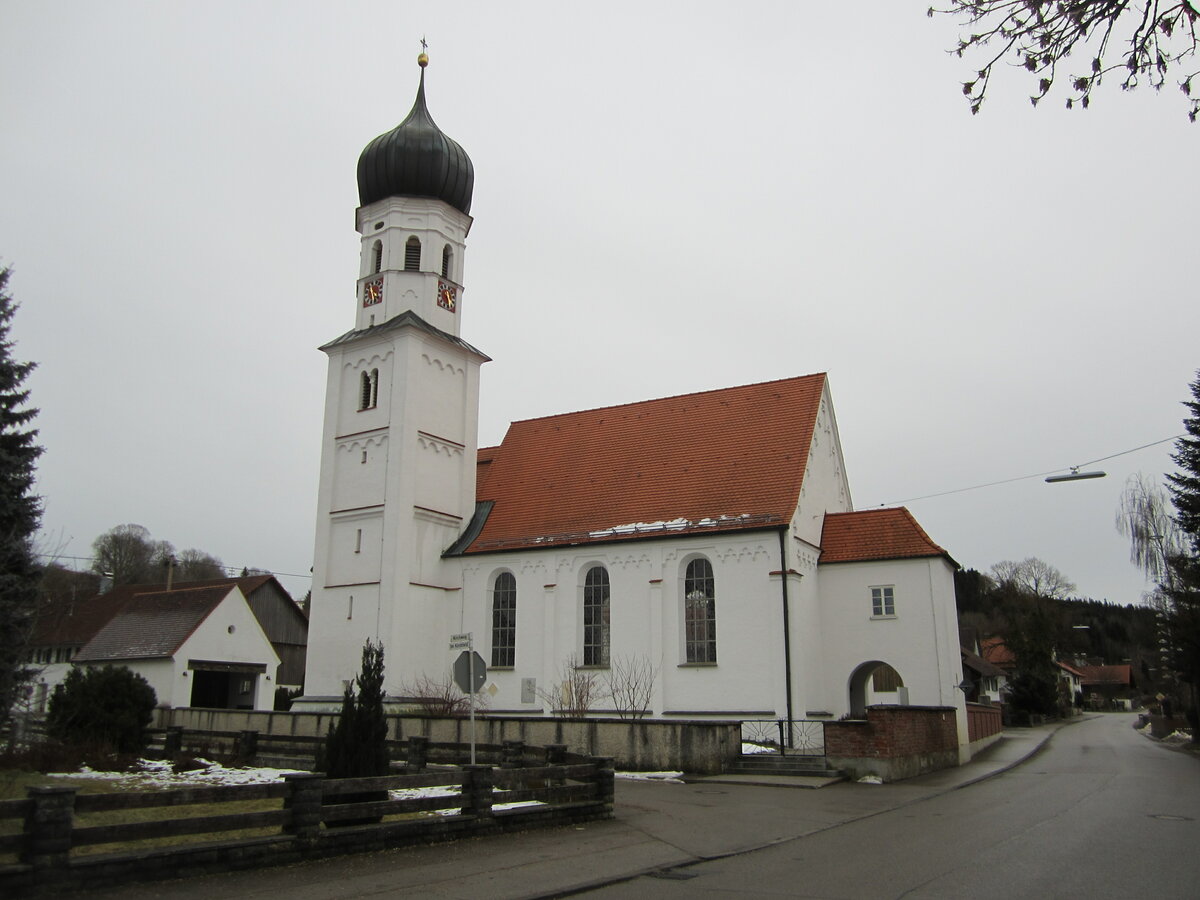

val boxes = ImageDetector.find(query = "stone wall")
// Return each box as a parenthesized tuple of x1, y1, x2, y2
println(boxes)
(823, 705, 959, 781)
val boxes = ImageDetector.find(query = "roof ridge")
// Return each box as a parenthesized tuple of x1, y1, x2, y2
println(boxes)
(505, 373, 827, 427)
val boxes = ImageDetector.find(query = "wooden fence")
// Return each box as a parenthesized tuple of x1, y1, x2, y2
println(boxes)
(0, 738, 613, 895)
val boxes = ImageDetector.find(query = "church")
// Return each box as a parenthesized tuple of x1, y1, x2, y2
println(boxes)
(301, 53, 967, 747)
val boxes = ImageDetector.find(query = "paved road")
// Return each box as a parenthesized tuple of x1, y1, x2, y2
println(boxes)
(585, 714, 1200, 898)
(78, 716, 1196, 900)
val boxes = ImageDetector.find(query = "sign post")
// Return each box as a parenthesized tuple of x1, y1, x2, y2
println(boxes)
(451, 636, 486, 764)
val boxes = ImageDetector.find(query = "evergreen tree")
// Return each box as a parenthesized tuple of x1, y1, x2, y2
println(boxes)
(1165, 370, 1200, 734)
(1167, 371, 1200, 551)
(319, 640, 389, 778)
(0, 266, 43, 733)
(47, 665, 157, 754)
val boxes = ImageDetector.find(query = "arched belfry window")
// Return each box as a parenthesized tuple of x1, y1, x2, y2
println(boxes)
(441, 244, 453, 279)
(583, 566, 611, 667)
(404, 236, 421, 271)
(359, 368, 379, 411)
(491, 572, 516, 667)
(371, 240, 383, 274)
(684, 557, 716, 663)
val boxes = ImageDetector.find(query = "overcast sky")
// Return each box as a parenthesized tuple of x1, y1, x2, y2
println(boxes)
(2, 1, 1195, 605)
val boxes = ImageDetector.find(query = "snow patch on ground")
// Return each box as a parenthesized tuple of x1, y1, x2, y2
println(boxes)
(741, 742, 775, 755)
(48, 758, 304, 788)
(615, 771, 684, 783)
(857, 775, 883, 785)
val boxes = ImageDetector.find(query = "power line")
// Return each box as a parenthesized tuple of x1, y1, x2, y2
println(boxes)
(879, 434, 1183, 507)
(33, 553, 312, 581)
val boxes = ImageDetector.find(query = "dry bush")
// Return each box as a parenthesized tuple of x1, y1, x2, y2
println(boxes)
(537, 655, 607, 717)
(605, 655, 657, 720)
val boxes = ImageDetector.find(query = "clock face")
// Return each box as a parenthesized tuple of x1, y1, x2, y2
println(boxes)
(363, 277, 383, 307)
(437, 280, 457, 312)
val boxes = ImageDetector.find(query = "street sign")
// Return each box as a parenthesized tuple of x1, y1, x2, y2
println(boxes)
(449, 632, 472, 650)
(453, 650, 487, 694)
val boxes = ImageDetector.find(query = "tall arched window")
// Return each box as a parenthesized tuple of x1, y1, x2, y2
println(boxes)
(684, 557, 716, 663)
(491, 572, 516, 667)
(371, 240, 383, 273)
(441, 244, 453, 278)
(583, 566, 610, 666)
(359, 368, 379, 410)
(404, 236, 421, 271)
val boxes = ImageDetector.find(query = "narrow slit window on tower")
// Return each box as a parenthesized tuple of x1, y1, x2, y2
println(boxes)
(441, 244, 452, 278)
(372, 240, 383, 274)
(404, 236, 421, 271)
(354, 529, 362, 553)
(359, 368, 379, 410)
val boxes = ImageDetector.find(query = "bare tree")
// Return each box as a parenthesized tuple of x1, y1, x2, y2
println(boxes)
(1116, 472, 1186, 590)
(537, 655, 607, 717)
(931, 1, 1200, 120)
(604, 655, 657, 720)
(401, 673, 476, 716)
(91, 524, 173, 585)
(175, 548, 226, 582)
(991, 557, 1076, 600)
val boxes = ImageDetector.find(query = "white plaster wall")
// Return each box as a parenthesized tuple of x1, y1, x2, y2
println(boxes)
(791, 381, 853, 548)
(304, 583, 383, 697)
(454, 532, 794, 719)
(815, 557, 966, 735)
(170, 588, 282, 710)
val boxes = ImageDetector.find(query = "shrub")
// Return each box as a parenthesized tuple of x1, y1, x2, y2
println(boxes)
(46, 666, 157, 754)
(318, 640, 388, 779)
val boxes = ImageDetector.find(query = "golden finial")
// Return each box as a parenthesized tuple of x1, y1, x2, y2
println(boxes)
(418, 36, 429, 68)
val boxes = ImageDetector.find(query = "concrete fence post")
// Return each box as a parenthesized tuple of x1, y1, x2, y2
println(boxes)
(545, 743, 567, 786)
(460, 765, 494, 823)
(283, 773, 325, 841)
(23, 785, 77, 870)
(594, 757, 615, 813)
(501, 739, 525, 769)
(163, 725, 184, 756)
(406, 735, 430, 772)
(236, 730, 259, 763)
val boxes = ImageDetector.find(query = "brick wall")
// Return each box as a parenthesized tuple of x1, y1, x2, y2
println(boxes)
(824, 706, 959, 781)
(966, 702, 1002, 743)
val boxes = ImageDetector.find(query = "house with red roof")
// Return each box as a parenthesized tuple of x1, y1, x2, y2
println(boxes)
(300, 58, 969, 758)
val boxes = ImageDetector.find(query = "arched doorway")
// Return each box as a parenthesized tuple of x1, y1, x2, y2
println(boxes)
(847, 660, 905, 718)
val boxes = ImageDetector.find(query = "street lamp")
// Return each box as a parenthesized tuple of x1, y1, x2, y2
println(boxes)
(1045, 468, 1107, 483)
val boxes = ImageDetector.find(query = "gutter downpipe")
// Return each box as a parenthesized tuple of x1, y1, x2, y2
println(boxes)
(778, 527, 795, 737)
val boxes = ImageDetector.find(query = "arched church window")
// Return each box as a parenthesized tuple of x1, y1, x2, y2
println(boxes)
(441, 245, 452, 279)
(583, 566, 610, 667)
(359, 368, 379, 410)
(372, 240, 383, 274)
(684, 557, 716, 663)
(404, 236, 421, 271)
(491, 572, 516, 667)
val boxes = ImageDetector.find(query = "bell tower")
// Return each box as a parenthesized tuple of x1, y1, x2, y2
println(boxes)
(302, 51, 488, 704)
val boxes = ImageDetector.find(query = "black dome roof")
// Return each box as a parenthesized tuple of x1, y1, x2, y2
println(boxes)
(356, 68, 474, 214)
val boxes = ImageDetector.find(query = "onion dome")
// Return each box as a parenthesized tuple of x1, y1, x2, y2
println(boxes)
(356, 55, 474, 214)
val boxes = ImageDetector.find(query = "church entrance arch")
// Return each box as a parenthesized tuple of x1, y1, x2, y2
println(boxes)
(847, 660, 905, 718)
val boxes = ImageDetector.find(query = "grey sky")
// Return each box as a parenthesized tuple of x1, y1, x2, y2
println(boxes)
(2, 1, 1195, 605)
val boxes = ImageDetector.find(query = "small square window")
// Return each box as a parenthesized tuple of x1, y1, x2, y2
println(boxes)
(871, 586, 895, 617)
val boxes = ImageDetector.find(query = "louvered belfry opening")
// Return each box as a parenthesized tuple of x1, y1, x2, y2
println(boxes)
(404, 236, 421, 271)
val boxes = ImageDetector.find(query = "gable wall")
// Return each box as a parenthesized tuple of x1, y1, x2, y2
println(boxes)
(815, 556, 967, 754)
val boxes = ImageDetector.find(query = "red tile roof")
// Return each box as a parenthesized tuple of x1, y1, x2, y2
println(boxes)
(74, 586, 235, 662)
(1057, 660, 1086, 679)
(980, 636, 1016, 669)
(464, 375, 826, 553)
(818, 507, 949, 564)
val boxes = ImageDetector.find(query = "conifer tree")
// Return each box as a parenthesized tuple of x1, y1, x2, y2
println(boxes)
(0, 266, 43, 733)
(319, 640, 389, 778)
(1166, 371, 1200, 734)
